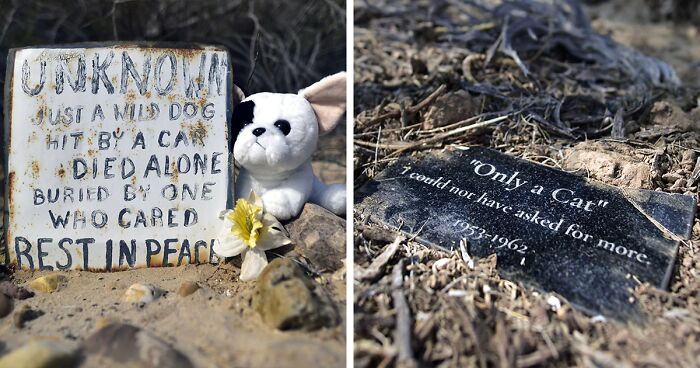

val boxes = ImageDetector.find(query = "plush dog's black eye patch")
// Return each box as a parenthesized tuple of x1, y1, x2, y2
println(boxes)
(231, 100, 256, 146)
(274, 119, 291, 136)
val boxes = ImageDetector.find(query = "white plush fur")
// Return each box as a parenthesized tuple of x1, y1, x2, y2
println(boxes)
(234, 73, 347, 220)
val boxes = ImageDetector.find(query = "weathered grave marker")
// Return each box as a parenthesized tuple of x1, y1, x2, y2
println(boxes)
(3, 44, 232, 271)
(356, 147, 696, 321)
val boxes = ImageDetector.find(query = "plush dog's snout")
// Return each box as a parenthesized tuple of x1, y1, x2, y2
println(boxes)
(252, 127, 266, 137)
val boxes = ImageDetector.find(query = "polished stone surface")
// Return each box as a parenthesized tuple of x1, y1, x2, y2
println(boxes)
(356, 147, 696, 321)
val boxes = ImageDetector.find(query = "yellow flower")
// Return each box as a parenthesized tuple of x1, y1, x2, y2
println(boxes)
(214, 191, 292, 281)
(227, 194, 264, 248)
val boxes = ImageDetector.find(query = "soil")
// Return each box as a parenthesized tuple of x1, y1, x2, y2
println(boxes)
(353, 1, 700, 367)
(5, 265, 345, 367)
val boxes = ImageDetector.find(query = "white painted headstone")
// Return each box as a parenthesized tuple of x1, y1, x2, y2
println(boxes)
(4, 44, 232, 271)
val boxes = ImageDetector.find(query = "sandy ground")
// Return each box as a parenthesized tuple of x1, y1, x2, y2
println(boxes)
(4, 265, 345, 367)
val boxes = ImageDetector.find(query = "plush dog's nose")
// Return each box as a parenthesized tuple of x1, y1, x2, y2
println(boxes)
(252, 127, 266, 137)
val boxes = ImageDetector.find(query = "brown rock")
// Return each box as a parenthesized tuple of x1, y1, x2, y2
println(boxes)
(82, 323, 193, 368)
(285, 203, 346, 272)
(649, 101, 697, 132)
(253, 258, 339, 331)
(176, 281, 200, 297)
(422, 90, 482, 130)
(562, 141, 653, 189)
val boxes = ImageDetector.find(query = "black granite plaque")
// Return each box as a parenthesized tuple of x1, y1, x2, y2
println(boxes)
(356, 147, 696, 321)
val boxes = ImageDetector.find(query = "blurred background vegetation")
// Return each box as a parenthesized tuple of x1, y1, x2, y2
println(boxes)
(0, 0, 346, 118)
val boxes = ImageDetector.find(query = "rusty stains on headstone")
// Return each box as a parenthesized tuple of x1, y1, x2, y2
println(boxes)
(3, 43, 233, 271)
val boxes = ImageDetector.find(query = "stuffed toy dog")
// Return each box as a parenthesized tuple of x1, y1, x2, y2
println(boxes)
(232, 72, 346, 220)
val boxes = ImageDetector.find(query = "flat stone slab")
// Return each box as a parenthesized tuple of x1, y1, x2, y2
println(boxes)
(356, 147, 696, 321)
(3, 43, 232, 271)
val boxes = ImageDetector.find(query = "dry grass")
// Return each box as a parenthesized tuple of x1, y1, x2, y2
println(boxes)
(353, 1, 700, 367)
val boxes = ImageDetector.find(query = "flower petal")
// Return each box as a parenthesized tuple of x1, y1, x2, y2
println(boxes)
(214, 234, 247, 257)
(257, 214, 292, 251)
(221, 210, 235, 226)
(257, 232, 292, 251)
(262, 213, 289, 235)
(249, 191, 264, 210)
(240, 248, 268, 281)
(215, 215, 246, 257)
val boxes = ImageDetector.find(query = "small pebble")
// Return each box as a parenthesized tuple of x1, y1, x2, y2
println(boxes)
(13, 305, 29, 328)
(122, 283, 163, 304)
(0, 340, 78, 368)
(591, 315, 607, 323)
(670, 178, 687, 191)
(176, 281, 200, 297)
(95, 317, 119, 330)
(546, 295, 562, 311)
(13, 304, 42, 329)
(30, 275, 67, 293)
(681, 150, 697, 170)
(662, 172, 682, 183)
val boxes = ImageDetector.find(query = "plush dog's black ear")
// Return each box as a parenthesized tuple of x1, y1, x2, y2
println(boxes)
(233, 84, 246, 104)
(231, 100, 255, 149)
(229, 84, 248, 152)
